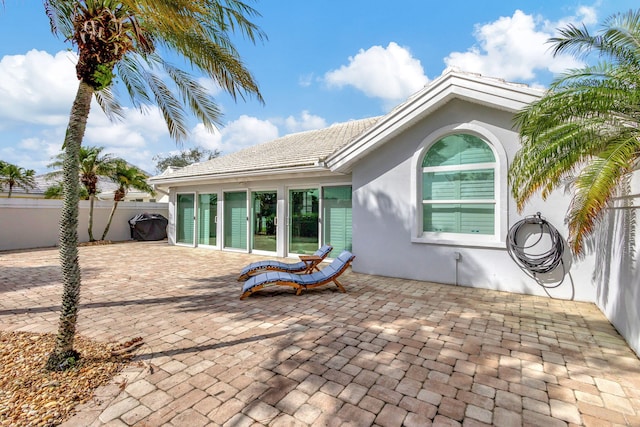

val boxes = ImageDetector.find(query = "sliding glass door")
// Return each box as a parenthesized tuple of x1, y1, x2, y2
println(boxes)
(322, 186, 352, 253)
(224, 191, 248, 250)
(198, 193, 217, 246)
(289, 188, 319, 254)
(251, 191, 277, 252)
(176, 193, 195, 245)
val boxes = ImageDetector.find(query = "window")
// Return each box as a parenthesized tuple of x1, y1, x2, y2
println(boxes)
(421, 134, 496, 236)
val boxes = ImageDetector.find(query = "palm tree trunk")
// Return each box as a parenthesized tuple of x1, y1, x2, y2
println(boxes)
(88, 194, 96, 241)
(101, 200, 119, 241)
(46, 81, 94, 371)
(8, 183, 12, 198)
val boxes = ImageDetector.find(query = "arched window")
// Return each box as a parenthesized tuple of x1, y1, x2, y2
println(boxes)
(421, 133, 496, 235)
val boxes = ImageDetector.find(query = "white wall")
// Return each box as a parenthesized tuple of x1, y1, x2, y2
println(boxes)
(351, 100, 597, 303)
(593, 172, 640, 355)
(0, 198, 168, 251)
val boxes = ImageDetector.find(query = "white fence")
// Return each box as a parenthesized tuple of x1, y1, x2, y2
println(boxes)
(0, 198, 168, 251)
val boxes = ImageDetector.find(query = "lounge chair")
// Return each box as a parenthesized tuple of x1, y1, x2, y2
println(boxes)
(237, 244, 333, 281)
(240, 250, 355, 300)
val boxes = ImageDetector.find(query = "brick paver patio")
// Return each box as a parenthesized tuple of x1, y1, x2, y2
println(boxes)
(1, 241, 639, 426)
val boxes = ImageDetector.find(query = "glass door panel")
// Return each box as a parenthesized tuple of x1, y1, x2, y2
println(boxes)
(289, 188, 319, 254)
(322, 186, 352, 253)
(176, 193, 195, 245)
(198, 193, 217, 246)
(252, 191, 277, 252)
(224, 191, 247, 250)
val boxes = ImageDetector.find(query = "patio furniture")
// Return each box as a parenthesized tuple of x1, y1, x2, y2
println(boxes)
(237, 245, 333, 281)
(240, 250, 355, 299)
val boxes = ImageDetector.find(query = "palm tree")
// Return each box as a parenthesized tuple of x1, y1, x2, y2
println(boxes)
(49, 146, 116, 241)
(44, 181, 90, 200)
(101, 160, 154, 240)
(0, 163, 36, 197)
(43, 0, 264, 370)
(509, 9, 640, 257)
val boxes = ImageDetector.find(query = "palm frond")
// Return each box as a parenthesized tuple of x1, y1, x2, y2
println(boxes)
(566, 134, 640, 255)
(161, 60, 223, 131)
(144, 70, 188, 143)
(94, 87, 125, 122)
(511, 10, 640, 255)
(115, 55, 153, 108)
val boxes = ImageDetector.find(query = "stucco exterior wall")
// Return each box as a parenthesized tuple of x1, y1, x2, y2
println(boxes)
(593, 172, 640, 354)
(350, 99, 598, 302)
(0, 198, 168, 251)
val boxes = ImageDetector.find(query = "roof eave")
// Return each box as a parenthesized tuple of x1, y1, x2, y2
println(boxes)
(148, 164, 343, 187)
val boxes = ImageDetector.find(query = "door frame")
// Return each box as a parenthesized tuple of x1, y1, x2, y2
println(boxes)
(286, 186, 321, 257)
(222, 189, 250, 252)
(196, 191, 220, 249)
(250, 189, 278, 255)
(175, 192, 196, 247)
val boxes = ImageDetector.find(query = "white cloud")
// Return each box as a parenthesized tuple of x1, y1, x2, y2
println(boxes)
(0, 48, 224, 174)
(324, 42, 429, 101)
(298, 73, 314, 87)
(0, 49, 78, 127)
(444, 9, 588, 82)
(284, 111, 327, 133)
(84, 106, 169, 148)
(197, 77, 223, 96)
(550, 6, 598, 32)
(0, 137, 61, 173)
(193, 115, 279, 154)
(189, 110, 328, 158)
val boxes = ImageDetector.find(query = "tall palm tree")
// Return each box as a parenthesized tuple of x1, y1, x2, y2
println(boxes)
(101, 160, 154, 240)
(509, 9, 640, 257)
(49, 146, 116, 241)
(43, 0, 264, 370)
(0, 163, 36, 197)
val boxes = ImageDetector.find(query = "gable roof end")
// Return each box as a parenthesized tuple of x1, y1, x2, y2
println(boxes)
(325, 68, 545, 173)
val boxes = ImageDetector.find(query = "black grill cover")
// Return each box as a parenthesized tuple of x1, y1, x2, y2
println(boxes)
(128, 213, 168, 241)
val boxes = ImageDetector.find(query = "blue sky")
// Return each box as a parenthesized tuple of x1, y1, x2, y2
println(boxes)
(0, 1, 637, 175)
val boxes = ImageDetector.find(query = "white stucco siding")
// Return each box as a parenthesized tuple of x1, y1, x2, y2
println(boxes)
(351, 100, 597, 302)
(594, 171, 640, 354)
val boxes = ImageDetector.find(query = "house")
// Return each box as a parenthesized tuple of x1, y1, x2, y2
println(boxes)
(149, 68, 640, 354)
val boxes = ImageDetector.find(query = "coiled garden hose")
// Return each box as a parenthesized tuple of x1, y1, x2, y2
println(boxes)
(506, 212, 564, 276)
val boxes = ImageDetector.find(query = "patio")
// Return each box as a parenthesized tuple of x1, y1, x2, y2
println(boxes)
(1, 242, 639, 426)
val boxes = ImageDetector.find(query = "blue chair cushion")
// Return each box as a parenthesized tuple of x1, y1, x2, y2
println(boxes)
(242, 250, 355, 293)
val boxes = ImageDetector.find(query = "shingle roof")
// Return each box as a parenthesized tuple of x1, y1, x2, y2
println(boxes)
(151, 116, 381, 181)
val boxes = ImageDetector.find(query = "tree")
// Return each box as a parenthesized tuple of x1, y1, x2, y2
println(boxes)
(42, 0, 264, 370)
(0, 160, 7, 191)
(509, 9, 640, 257)
(49, 146, 117, 241)
(101, 160, 154, 240)
(44, 182, 89, 200)
(0, 162, 36, 197)
(153, 147, 221, 173)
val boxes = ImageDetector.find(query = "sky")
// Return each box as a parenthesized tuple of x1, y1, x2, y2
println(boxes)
(0, 0, 637, 175)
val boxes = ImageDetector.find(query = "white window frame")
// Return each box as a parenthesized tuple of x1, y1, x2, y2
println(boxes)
(410, 123, 508, 248)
